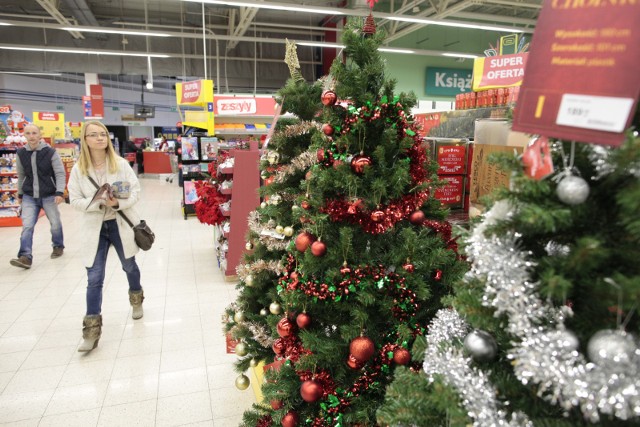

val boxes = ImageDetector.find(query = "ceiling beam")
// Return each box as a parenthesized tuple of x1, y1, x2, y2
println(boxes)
(35, 0, 84, 39)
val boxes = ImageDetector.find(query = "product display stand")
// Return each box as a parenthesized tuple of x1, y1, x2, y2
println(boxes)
(0, 147, 21, 227)
(221, 141, 260, 281)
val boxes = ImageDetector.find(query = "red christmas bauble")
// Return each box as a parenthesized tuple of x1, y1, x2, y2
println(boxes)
(270, 399, 284, 410)
(296, 312, 312, 329)
(321, 90, 337, 106)
(300, 380, 324, 402)
(281, 411, 299, 427)
(332, 159, 344, 170)
(290, 271, 299, 282)
(305, 170, 313, 180)
(322, 123, 334, 136)
(340, 264, 351, 275)
(370, 210, 385, 222)
(409, 210, 425, 225)
(277, 317, 296, 337)
(295, 232, 316, 252)
(402, 262, 415, 273)
(301, 200, 311, 210)
(346, 353, 365, 369)
(393, 347, 411, 365)
(272, 338, 286, 355)
(434, 269, 443, 281)
(350, 154, 372, 174)
(310, 241, 327, 257)
(349, 336, 375, 362)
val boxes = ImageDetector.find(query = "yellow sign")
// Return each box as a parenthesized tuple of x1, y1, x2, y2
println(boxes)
(67, 122, 82, 139)
(175, 80, 214, 107)
(33, 112, 65, 141)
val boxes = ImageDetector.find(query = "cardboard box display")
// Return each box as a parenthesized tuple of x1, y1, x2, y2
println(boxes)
(434, 175, 465, 209)
(426, 138, 469, 175)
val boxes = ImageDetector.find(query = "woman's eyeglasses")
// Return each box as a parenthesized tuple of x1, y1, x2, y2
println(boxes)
(85, 133, 108, 138)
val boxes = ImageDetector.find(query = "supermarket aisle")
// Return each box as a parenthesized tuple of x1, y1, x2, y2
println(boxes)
(0, 176, 255, 426)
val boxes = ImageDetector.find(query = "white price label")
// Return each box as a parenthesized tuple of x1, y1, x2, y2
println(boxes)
(556, 94, 633, 133)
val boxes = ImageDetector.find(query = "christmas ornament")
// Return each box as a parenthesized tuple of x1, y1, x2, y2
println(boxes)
(291, 204, 300, 212)
(245, 274, 254, 287)
(393, 347, 411, 365)
(301, 201, 311, 210)
(272, 338, 286, 355)
(295, 232, 316, 252)
(245, 242, 253, 251)
(340, 263, 351, 274)
(433, 269, 442, 281)
(464, 330, 498, 362)
(234, 342, 248, 357)
(281, 411, 299, 427)
(300, 380, 324, 402)
(277, 317, 297, 338)
(362, 13, 376, 36)
(296, 312, 311, 329)
(260, 201, 267, 209)
(587, 329, 636, 367)
(409, 210, 425, 225)
(283, 226, 294, 237)
(402, 262, 415, 273)
(269, 301, 283, 315)
(347, 198, 363, 215)
(235, 373, 250, 390)
(347, 353, 365, 369)
(270, 399, 284, 410)
(260, 308, 268, 316)
(249, 358, 259, 368)
(233, 311, 245, 323)
(267, 151, 280, 165)
(350, 154, 372, 174)
(321, 90, 337, 106)
(310, 240, 327, 257)
(370, 210, 385, 222)
(260, 170, 269, 179)
(350, 336, 375, 362)
(322, 123, 334, 136)
(556, 174, 590, 205)
(275, 225, 284, 234)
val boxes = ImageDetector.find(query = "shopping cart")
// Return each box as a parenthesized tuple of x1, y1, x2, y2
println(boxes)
(166, 153, 179, 183)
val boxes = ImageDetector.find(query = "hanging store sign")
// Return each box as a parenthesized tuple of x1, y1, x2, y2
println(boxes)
(512, 0, 640, 146)
(425, 68, 472, 97)
(213, 96, 276, 116)
(472, 53, 528, 91)
(176, 80, 214, 106)
(33, 111, 65, 141)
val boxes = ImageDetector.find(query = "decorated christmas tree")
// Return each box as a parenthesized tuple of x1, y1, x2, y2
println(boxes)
(379, 131, 640, 426)
(224, 18, 466, 427)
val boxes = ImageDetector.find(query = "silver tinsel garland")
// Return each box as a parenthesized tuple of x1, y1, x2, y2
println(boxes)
(465, 200, 640, 422)
(424, 309, 532, 427)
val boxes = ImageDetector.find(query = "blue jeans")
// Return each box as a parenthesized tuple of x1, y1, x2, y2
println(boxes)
(86, 220, 142, 315)
(18, 194, 64, 260)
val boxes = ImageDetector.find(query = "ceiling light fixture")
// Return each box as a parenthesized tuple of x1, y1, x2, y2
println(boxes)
(297, 42, 345, 49)
(441, 52, 479, 59)
(387, 16, 525, 33)
(60, 27, 171, 37)
(0, 71, 62, 76)
(0, 22, 13, 26)
(378, 48, 415, 54)
(182, 0, 345, 15)
(0, 45, 170, 58)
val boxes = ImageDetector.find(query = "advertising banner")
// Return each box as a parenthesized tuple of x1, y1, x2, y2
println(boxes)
(67, 122, 82, 139)
(176, 80, 214, 106)
(213, 96, 277, 116)
(33, 112, 65, 141)
(472, 53, 528, 91)
(512, 0, 640, 146)
(425, 68, 472, 97)
(89, 84, 104, 118)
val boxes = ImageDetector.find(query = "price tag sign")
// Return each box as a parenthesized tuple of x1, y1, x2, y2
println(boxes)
(556, 94, 633, 133)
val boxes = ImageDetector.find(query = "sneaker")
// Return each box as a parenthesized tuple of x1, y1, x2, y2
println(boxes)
(10, 256, 32, 269)
(51, 247, 64, 258)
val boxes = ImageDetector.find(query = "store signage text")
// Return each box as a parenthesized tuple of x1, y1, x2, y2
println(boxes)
(181, 81, 202, 103)
(38, 112, 59, 121)
(473, 53, 528, 91)
(0, 105, 12, 114)
(216, 98, 257, 115)
(425, 68, 472, 97)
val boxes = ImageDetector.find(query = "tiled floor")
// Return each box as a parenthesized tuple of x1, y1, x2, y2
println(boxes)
(0, 176, 256, 426)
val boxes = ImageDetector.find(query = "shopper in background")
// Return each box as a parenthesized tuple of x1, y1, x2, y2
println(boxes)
(67, 120, 145, 352)
(10, 124, 66, 269)
(125, 136, 139, 168)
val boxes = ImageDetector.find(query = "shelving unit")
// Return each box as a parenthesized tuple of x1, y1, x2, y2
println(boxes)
(0, 148, 21, 227)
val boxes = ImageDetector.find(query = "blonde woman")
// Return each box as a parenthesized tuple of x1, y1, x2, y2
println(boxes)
(67, 120, 145, 352)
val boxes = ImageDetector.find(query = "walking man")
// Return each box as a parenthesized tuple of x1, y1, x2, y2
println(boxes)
(10, 124, 66, 269)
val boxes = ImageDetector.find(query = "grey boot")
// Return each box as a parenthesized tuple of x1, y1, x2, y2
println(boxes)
(129, 290, 144, 320)
(78, 315, 102, 352)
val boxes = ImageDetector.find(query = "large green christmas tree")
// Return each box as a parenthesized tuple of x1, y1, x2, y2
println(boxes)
(224, 18, 466, 427)
(379, 130, 640, 426)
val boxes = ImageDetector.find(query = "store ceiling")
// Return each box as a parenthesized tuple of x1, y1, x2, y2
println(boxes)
(0, 0, 541, 94)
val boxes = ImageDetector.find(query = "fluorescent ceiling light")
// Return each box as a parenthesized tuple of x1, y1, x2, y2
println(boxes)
(378, 48, 415, 54)
(298, 42, 345, 49)
(0, 71, 62, 76)
(0, 45, 170, 58)
(0, 22, 13, 26)
(442, 52, 479, 59)
(387, 16, 524, 33)
(60, 27, 171, 37)
(182, 0, 345, 15)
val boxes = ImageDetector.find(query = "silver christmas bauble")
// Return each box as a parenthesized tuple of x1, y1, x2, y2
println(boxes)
(245, 242, 253, 251)
(269, 302, 282, 315)
(556, 175, 590, 205)
(260, 202, 267, 209)
(291, 204, 300, 212)
(260, 308, 268, 316)
(233, 311, 246, 323)
(464, 330, 498, 362)
(235, 373, 250, 390)
(245, 274, 254, 287)
(234, 342, 248, 357)
(557, 330, 579, 351)
(587, 329, 636, 367)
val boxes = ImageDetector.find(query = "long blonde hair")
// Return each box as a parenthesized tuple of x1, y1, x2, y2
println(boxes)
(77, 120, 119, 175)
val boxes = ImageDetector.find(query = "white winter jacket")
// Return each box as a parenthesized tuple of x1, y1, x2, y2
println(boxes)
(68, 156, 142, 267)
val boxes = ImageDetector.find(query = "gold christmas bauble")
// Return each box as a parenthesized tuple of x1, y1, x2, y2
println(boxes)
(235, 342, 248, 357)
(245, 274, 254, 287)
(292, 204, 300, 212)
(249, 358, 259, 368)
(260, 308, 268, 316)
(269, 302, 283, 315)
(245, 242, 253, 250)
(283, 226, 294, 237)
(260, 202, 267, 209)
(275, 225, 284, 234)
(235, 374, 250, 390)
(233, 311, 245, 323)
